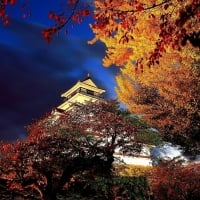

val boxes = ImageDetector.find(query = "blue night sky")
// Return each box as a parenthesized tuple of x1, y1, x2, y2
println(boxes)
(0, 1, 118, 141)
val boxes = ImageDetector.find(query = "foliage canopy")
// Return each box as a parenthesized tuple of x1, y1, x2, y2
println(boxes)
(0, 100, 155, 199)
(0, 0, 199, 66)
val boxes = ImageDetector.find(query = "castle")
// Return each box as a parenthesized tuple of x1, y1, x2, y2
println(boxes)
(54, 74, 152, 166)
(57, 74, 105, 111)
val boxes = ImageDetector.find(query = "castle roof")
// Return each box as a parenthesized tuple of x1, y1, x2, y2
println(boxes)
(60, 74, 105, 98)
(57, 74, 105, 111)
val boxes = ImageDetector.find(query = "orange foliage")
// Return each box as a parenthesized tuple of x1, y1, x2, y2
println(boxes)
(116, 51, 200, 153)
(90, 0, 200, 67)
(150, 162, 200, 200)
(1, 1, 199, 65)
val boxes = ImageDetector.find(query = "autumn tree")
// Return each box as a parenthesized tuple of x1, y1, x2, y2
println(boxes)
(0, 133, 121, 199)
(0, 100, 154, 199)
(1, 1, 199, 65)
(89, 0, 199, 68)
(41, 0, 200, 66)
(150, 160, 200, 200)
(116, 50, 200, 154)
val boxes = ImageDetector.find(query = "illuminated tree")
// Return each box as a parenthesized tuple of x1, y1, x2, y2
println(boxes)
(1, 0, 199, 65)
(116, 51, 200, 154)
(0, 100, 153, 199)
(89, 0, 200, 67)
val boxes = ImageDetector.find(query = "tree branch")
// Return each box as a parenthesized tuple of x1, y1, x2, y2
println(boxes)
(99, 0, 171, 14)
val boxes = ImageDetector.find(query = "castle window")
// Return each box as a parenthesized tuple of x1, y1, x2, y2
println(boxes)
(87, 90, 94, 95)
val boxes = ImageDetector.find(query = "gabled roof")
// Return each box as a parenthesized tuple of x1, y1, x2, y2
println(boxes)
(60, 74, 105, 98)
(82, 74, 98, 88)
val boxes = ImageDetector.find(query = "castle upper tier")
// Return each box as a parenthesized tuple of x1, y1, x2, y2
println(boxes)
(57, 74, 105, 111)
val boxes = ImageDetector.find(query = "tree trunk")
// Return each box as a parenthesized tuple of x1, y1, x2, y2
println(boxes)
(43, 171, 57, 200)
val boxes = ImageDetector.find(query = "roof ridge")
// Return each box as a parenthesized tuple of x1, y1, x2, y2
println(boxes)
(82, 73, 92, 81)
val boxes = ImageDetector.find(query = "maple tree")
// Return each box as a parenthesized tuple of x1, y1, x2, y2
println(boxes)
(1, 0, 199, 65)
(89, 0, 200, 67)
(0, 100, 153, 199)
(116, 50, 200, 154)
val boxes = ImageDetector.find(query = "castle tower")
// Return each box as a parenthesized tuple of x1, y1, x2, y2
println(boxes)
(57, 74, 105, 111)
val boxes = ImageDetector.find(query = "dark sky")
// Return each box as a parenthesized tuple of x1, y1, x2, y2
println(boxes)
(0, 1, 118, 141)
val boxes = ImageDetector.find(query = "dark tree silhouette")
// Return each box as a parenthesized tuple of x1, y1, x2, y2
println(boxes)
(0, 100, 152, 199)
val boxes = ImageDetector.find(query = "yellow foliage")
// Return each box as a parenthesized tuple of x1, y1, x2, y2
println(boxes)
(116, 48, 196, 110)
(89, 0, 199, 68)
(115, 48, 200, 151)
(89, 0, 200, 152)
(114, 164, 152, 177)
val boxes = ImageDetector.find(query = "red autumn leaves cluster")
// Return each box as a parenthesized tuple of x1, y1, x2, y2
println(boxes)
(90, 0, 199, 67)
(150, 161, 200, 200)
(42, 0, 91, 42)
(0, 0, 16, 25)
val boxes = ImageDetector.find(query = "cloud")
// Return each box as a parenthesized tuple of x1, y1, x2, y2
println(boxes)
(0, 19, 117, 141)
